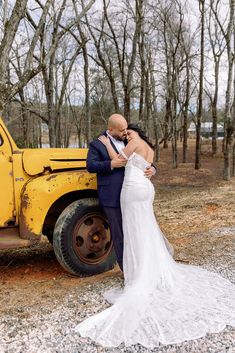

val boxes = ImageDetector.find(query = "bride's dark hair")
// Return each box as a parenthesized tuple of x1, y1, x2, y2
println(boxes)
(127, 123, 155, 150)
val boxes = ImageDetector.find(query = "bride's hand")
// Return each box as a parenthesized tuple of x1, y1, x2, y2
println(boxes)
(98, 136, 111, 146)
(117, 154, 126, 161)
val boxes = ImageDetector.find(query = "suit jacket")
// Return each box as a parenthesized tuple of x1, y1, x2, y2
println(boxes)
(86, 132, 127, 208)
(86, 132, 157, 208)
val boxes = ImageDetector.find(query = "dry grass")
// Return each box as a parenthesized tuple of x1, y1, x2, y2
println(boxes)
(153, 139, 235, 240)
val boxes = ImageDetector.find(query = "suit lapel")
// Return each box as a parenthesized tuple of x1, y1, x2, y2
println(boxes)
(104, 131, 120, 154)
(98, 131, 126, 156)
(109, 139, 119, 154)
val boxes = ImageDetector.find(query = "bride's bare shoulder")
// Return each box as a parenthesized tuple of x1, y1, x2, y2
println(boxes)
(127, 139, 139, 146)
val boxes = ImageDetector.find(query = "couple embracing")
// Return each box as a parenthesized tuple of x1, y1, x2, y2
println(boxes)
(86, 113, 173, 271)
(75, 114, 235, 348)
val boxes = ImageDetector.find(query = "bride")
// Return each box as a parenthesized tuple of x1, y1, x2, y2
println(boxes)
(75, 124, 235, 348)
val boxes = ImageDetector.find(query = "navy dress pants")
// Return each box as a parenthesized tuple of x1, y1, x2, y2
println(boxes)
(103, 207, 124, 271)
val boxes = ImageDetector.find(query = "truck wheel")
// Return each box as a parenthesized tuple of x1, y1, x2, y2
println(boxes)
(53, 198, 116, 276)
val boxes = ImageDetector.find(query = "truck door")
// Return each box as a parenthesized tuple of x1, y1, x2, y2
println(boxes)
(0, 131, 15, 226)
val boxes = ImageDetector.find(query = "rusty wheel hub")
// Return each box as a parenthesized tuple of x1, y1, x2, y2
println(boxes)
(72, 212, 112, 264)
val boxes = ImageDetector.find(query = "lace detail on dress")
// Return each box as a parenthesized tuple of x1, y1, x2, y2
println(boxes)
(120, 150, 150, 168)
(75, 151, 235, 347)
(127, 152, 151, 171)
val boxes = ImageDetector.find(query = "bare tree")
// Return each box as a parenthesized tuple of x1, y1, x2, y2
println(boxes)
(207, 0, 226, 156)
(84, 0, 144, 121)
(138, 29, 146, 124)
(73, 0, 92, 143)
(233, 24, 235, 176)
(195, 0, 205, 170)
(83, 6, 120, 113)
(0, 0, 28, 111)
(178, 29, 198, 164)
(211, 0, 235, 180)
(155, 0, 186, 167)
(0, 0, 95, 118)
(10, 45, 31, 146)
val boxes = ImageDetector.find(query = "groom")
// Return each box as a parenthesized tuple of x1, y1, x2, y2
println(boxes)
(86, 114, 156, 271)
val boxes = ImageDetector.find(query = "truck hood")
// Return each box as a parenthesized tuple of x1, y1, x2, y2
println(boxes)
(22, 148, 88, 176)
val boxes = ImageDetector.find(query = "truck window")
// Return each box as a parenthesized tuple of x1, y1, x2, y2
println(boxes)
(0, 134, 3, 146)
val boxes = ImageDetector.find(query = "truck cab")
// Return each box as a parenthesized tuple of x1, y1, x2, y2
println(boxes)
(0, 117, 116, 276)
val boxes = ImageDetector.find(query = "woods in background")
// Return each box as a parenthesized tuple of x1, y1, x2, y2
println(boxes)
(0, 0, 234, 180)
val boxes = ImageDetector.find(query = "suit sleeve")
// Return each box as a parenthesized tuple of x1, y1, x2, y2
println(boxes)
(86, 141, 112, 174)
(151, 163, 157, 174)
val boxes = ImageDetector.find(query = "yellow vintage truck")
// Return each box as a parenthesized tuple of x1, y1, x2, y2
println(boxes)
(0, 117, 116, 276)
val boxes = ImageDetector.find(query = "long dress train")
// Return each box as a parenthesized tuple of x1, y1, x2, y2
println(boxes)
(75, 152, 235, 348)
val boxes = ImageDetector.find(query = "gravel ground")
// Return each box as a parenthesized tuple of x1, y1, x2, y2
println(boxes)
(0, 227, 235, 353)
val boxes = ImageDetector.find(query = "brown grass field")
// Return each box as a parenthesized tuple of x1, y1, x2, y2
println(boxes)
(154, 139, 235, 239)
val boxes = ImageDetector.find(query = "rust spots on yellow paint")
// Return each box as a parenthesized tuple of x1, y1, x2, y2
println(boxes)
(21, 193, 31, 210)
(19, 217, 38, 240)
(46, 175, 57, 181)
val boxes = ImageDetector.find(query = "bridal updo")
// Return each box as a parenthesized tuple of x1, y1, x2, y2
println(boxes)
(127, 123, 155, 150)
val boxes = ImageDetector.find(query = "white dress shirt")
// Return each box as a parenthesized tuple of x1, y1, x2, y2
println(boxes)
(106, 131, 125, 154)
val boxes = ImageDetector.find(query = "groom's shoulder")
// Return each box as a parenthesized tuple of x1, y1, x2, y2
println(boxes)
(89, 131, 106, 148)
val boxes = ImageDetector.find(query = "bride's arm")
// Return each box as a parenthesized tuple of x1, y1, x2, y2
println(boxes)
(98, 136, 138, 160)
(119, 140, 138, 160)
(98, 136, 118, 160)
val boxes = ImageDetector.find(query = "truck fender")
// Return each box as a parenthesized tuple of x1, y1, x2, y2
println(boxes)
(19, 171, 97, 240)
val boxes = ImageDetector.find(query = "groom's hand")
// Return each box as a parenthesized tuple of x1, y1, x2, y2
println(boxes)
(144, 166, 156, 179)
(111, 157, 127, 169)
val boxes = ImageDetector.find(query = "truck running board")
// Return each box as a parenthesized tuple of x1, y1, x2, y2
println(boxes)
(0, 228, 31, 249)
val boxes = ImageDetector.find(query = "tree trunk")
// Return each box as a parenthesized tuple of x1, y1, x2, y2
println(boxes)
(182, 57, 190, 163)
(149, 50, 160, 161)
(138, 32, 145, 123)
(232, 141, 235, 176)
(38, 119, 42, 148)
(124, 87, 131, 122)
(163, 98, 171, 148)
(171, 120, 178, 168)
(211, 60, 219, 155)
(211, 103, 218, 155)
(223, 0, 234, 180)
(171, 81, 178, 168)
(145, 66, 152, 133)
(195, 0, 205, 170)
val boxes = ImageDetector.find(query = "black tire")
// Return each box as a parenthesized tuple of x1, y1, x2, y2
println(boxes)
(46, 232, 53, 245)
(53, 198, 116, 276)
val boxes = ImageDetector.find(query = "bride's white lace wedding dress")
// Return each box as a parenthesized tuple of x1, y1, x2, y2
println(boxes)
(75, 152, 235, 348)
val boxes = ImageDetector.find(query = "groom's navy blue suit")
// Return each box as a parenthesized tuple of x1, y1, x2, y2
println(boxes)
(86, 132, 127, 271)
